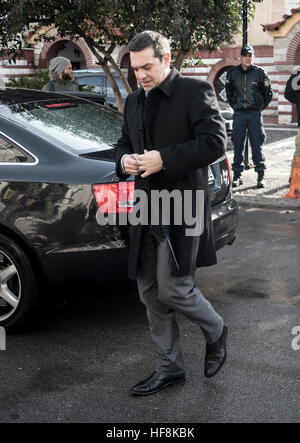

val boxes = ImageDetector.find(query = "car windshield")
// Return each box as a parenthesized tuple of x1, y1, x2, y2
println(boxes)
(9, 100, 123, 154)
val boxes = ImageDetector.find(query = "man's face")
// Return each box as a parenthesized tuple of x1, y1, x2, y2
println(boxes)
(241, 53, 254, 70)
(130, 47, 171, 92)
(61, 63, 73, 80)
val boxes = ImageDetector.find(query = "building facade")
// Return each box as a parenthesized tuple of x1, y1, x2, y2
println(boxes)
(1, 0, 300, 124)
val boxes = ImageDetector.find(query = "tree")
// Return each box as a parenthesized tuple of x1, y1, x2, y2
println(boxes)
(0, 0, 164, 112)
(158, 0, 264, 71)
(164, 0, 244, 71)
(0, 0, 263, 112)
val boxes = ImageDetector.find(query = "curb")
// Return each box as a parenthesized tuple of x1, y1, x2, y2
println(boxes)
(234, 194, 300, 211)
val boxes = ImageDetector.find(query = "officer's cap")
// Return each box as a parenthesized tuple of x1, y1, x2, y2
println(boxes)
(241, 45, 255, 56)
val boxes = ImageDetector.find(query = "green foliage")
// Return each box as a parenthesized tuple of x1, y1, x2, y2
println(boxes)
(6, 69, 49, 89)
(0, 0, 260, 63)
(182, 58, 206, 68)
(0, 0, 261, 108)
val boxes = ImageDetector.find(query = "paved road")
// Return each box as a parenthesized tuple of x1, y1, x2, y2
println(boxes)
(0, 207, 299, 423)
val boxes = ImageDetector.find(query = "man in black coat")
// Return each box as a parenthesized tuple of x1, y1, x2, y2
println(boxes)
(115, 31, 228, 395)
(284, 67, 300, 180)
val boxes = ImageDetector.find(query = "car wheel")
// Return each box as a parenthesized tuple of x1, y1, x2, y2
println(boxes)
(0, 234, 37, 331)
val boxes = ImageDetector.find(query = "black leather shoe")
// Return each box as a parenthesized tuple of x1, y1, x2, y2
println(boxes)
(232, 173, 243, 188)
(257, 171, 265, 188)
(131, 371, 186, 396)
(204, 325, 228, 378)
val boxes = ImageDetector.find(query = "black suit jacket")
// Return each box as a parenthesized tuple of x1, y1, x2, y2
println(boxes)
(284, 68, 300, 126)
(115, 68, 226, 280)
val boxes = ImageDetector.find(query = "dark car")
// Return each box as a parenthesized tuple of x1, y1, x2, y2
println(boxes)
(218, 101, 234, 135)
(58, 90, 107, 105)
(0, 88, 238, 331)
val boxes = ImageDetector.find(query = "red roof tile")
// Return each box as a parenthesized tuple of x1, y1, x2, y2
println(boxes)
(262, 7, 300, 32)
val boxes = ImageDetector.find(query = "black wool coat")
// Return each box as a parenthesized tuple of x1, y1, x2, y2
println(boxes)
(115, 68, 226, 280)
(284, 68, 300, 126)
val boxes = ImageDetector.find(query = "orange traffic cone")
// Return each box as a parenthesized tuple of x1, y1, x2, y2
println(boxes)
(285, 156, 300, 199)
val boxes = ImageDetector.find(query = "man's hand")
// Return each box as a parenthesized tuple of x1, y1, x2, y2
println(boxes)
(123, 153, 140, 176)
(137, 150, 163, 178)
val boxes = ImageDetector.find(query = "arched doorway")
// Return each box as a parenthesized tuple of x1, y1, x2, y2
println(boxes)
(39, 37, 93, 69)
(207, 57, 239, 99)
(214, 66, 233, 103)
(120, 52, 130, 68)
(45, 40, 86, 70)
(294, 41, 300, 64)
(264, 9, 300, 124)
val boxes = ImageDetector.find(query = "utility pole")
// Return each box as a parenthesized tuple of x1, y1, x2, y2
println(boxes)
(243, 0, 250, 169)
(242, 0, 248, 47)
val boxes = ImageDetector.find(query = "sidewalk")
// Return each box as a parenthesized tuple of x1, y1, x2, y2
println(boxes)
(227, 136, 300, 211)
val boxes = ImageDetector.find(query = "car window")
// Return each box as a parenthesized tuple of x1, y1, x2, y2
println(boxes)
(107, 77, 128, 105)
(77, 76, 106, 95)
(76, 74, 128, 105)
(11, 101, 123, 154)
(0, 135, 35, 163)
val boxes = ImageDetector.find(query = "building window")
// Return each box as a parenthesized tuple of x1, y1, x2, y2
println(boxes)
(285, 1, 300, 14)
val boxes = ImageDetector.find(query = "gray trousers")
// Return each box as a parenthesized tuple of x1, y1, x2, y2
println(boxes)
(137, 228, 224, 377)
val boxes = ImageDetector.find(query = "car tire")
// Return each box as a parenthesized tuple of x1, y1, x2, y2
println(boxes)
(0, 233, 37, 332)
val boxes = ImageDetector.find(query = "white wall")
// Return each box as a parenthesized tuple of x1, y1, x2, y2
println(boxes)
(234, 0, 286, 47)
(285, 0, 300, 14)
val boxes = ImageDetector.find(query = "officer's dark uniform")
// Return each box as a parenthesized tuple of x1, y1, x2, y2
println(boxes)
(225, 45, 273, 187)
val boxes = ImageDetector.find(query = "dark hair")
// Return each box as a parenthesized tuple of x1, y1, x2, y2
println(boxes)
(128, 31, 170, 61)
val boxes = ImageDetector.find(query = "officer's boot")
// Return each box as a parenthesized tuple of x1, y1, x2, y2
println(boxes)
(257, 171, 265, 189)
(232, 172, 243, 188)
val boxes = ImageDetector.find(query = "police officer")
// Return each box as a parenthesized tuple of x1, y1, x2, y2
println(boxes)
(226, 45, 273, 188)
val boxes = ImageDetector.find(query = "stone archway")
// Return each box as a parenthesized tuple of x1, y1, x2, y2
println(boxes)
(207, 58, 240, 86)
(286, 26, 300, 64)
(120, 53, 130, 68)
(264, 9, 300, 123)
(214, 67, 232, 102)
(39, 36, 94, 69)
(117, 47, 129, 68)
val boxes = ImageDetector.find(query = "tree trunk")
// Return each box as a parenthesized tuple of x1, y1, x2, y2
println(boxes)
(102, 63, 124, 113)
(173, 48, 187, 72)
(110, 52, 137, 92)
(82, 37, 125, 113)
(109, 56, 132, 94)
